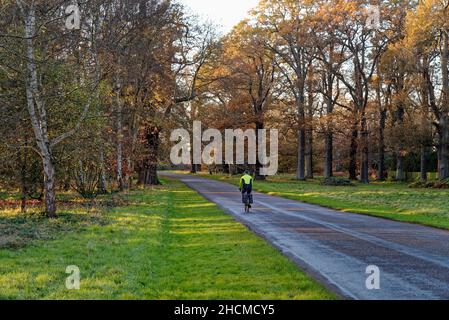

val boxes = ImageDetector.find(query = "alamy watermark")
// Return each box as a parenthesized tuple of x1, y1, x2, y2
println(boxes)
(365, 265, 380, 290)
(170, 121, 279, 176)
(365, 5, 380, 30)
(65, 4, 81, 30)
(65, 265, 80, 290)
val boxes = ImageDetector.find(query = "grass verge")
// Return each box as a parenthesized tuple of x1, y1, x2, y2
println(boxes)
(190, 172, 449, 230)
(0, 178, 334, 300)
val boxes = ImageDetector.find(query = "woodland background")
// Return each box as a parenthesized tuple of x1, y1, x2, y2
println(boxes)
(1, 0, 449, 217)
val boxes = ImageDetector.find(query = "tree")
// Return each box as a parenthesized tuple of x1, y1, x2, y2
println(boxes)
(217, 22, 278, 179)
(255, 0, 318, 180)
(3, 0, 105, 217)
(404, 0, 449, 180)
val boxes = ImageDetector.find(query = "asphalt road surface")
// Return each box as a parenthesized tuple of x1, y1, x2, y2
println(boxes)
(162, 173, 449, 300)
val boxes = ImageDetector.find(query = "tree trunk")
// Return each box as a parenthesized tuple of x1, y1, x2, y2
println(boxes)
(296, 89, 306, 180)
(19, 139, 28, 214)
(255, 121, 266, 180)
(43, 153, 56, 217)
(126, 115, 139, 189)
(360, 111, 369, 183)
(190, 141, 199, 174)
(376, 69, 387, 181)
(190, 164, 197, 174)
(377, 108, 387, 180)
(349, 112, 358, 180)
(396, 155, 405, 181)
(305, 130, 313, 179)
(21, 3, 57, 217)
(126, 156, 133, 189)
(395, 94, 406, 181)
(141, 126, 161, 185)
(324, 131, 333, 179)
(305, 75, 314, 180)
(228, 164, 233, 176)
(420, 146, 429, 182)
(323, 44, 335, 179)
(439, 31, 449, 180)
(439, 116, 449, 180)
(190, 137, 196, 173)
(296, 129, 306, 180)
(99, 149, 107, 194)
(115, 85, 124, 191)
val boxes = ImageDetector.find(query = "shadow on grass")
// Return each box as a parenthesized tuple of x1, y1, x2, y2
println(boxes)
(0, 178, 335, 300)
(0, 209, 109, 250)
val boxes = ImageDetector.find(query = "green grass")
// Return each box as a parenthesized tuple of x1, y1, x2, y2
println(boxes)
(0, 178, 334, 300)
(0, 190, 8, 200)
(192, 172, 449, 230)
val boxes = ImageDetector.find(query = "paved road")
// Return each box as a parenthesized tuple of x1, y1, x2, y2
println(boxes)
(162, 173, 449, 300)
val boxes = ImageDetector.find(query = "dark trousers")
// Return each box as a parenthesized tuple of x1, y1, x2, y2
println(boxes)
(241, 185, 252, 195)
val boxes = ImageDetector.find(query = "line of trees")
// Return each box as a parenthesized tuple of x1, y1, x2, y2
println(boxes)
(0, 0, 215, 217)
(193, 0, 449, 183)
(1, 0, 449, 218)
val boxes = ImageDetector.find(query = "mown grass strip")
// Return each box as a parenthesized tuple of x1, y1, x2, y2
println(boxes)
(0, 178, 334, 300)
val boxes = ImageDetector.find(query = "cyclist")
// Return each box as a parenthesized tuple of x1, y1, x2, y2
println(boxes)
(239, 170, 254, 208)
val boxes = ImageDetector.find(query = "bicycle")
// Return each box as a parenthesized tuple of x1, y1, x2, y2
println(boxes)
(242, 193, 253, 213)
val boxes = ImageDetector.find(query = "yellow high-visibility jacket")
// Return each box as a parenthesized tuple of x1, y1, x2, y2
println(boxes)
(239, 174, 253, 189)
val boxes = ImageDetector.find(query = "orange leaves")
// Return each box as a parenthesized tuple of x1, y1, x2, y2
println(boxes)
(405, 0, 449, 48)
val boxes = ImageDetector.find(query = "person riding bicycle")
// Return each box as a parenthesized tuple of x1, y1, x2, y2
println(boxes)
(239, 170, 254, 208)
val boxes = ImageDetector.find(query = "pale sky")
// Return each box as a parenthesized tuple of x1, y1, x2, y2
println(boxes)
(180, 0, 259, 34)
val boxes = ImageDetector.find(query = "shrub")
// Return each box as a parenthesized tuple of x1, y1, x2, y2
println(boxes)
(408, 181, 428, 189)
(409, 179, 449, 189)
(72, 164, 100, 199)
(433, 179, 449, 189)
(425, 182, 436, 188)
(386, 176, 397, 182)
(320, 177, 355, 187)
